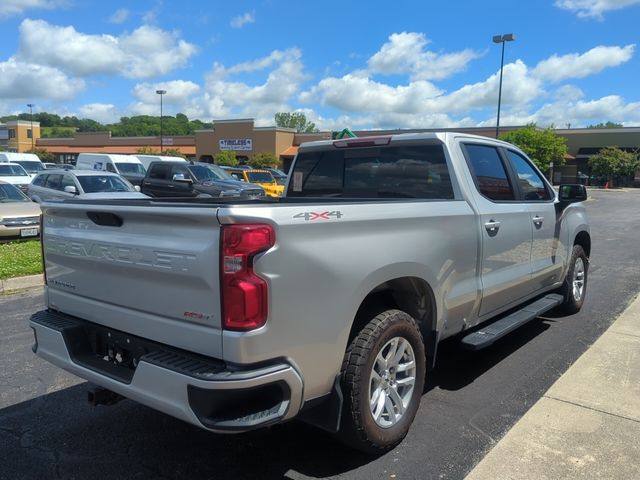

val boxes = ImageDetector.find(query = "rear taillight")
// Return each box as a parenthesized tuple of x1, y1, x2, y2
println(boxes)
(39, 213, 47, 285)
(221, 224, 275, 331)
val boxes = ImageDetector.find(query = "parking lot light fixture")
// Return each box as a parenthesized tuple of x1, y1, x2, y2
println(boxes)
(493, 33, 516, 138)
(27, 103, 35, 150)
(156, 90, 167, 153)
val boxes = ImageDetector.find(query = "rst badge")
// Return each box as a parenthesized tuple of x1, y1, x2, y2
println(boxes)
(293, 211, 343, 221)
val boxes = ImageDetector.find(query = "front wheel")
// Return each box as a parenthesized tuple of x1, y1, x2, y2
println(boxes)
(557, 244, 588, 314)
(339, 309, 426, 454)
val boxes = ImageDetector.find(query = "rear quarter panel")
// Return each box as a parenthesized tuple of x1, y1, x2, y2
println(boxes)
(218, 200, 478, 400)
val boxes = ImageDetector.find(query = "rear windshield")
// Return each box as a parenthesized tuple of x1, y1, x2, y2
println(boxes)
(0, 164, 29, 176)
(287, 144, 454, 199)
(13, 160, 44, 174)
(246, 172, 275, 183)
(78, 175, 133, 193)
(114, 162, 146, 175)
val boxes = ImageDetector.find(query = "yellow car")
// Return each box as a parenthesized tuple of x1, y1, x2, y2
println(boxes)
(225, 168, 285, 197)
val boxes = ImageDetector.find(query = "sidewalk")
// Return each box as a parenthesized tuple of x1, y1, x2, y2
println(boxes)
(0, 273, 43, 293)
(466, 294, 640, 480)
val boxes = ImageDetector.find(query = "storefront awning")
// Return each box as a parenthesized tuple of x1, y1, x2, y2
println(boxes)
(280, 146, 298, 157)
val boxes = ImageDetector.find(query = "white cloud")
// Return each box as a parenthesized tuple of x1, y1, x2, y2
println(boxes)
(0, 58, 84, 100)
(132, 80, 200, 104)
(18, 19, 197, 79)
(554, 0, 640, 18)
(0, 0, 65, 17)
(197, 48, 307, 123)
(368, 32, 481, 81)
(109, 8, 130, 24)
(78, 103, 120, 123)
(230, 11, 255, 28)
(533, 44, 635, 82)
(495, 94, 640, 127)
(300, 72, 443, 113)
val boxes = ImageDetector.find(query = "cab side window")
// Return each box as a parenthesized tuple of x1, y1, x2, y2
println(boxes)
(463, 144, 515, 201)
(149, 164, 170, 180)
(61, 174, 76, 190)
(106, 163, 117, 173)
(45, 174, 62, 191)
(33, 174, 47, 187)
(171, 164, 191, 179)
(506, 150, 552, 201)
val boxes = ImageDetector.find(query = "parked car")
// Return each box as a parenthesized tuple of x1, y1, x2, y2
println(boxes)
(0, 163, 32, 194)
(141, 161, 265, 199)
(28, 170, 145, 203)
(0, 182, 40, 240)
(223, 167, 285, 197)
(44, 162, 74, 170)
(267, 168, 288, 185)
(0, 152, 45, 178)
(76, 153, 146, 187)
(31, 132, 590, 454)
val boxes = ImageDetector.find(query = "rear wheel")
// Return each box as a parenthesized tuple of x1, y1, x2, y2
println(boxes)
(558, 245, 588, 314)
(339, 309, 426, 454)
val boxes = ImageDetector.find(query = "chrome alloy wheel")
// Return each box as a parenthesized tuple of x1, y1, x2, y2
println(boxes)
(369, 337, 416, 428)
(573, 257, 586, 302)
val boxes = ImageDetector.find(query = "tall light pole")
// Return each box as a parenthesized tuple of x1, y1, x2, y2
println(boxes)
(492, 33, 516, 138)
(156, 89, 166, 153)
(26, 103, 35, 150)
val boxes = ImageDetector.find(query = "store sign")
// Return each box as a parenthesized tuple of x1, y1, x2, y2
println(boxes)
(163, 137, 174, 146)
(219, 138, 252, 151)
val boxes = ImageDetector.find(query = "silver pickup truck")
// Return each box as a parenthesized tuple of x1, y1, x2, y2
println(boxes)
(30, 132, 590, 454)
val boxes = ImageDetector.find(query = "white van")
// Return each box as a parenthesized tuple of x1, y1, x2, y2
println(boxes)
(75, 153, 146, 186)
(0, 152, 45, 178)
(136, 154, 187, 171)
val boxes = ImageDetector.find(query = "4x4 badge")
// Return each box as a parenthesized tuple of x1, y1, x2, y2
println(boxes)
(293, 211, 343, 221)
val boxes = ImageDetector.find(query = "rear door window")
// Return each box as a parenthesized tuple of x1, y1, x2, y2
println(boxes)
(463, 144, 515, 201)
(287, 144, 454, 199)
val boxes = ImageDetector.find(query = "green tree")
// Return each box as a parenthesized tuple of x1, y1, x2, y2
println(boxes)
(27, 148, 55, 163)
(249, 152, 279, 169)
(163, 148, 185, 158)
(588, 121, 624, 129)
(274, 112, 318, 133)
(214, 150, 238, 166)
(499, 124, 567, 172)
(588, 146, 639, 187)
(136, 146, 159, 154)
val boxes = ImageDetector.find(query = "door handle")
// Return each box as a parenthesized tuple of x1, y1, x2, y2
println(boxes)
(533, 216, 544, 226)
(484, 220, 501, 234)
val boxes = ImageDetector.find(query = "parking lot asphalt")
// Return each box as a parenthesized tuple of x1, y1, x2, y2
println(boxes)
(1, 189, 640, 480)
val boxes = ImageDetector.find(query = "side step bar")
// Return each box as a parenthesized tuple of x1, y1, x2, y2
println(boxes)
(461, 294, 564, 350)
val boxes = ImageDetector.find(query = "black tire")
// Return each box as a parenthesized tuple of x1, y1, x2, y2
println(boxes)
(557, 245, 588, 314)
(339, 309, 426, 455)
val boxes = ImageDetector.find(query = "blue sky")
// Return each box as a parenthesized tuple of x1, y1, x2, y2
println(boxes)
(0, 0, 639, 129)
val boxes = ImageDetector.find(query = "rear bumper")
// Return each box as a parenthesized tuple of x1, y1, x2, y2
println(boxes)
(30, 310, 303, 432)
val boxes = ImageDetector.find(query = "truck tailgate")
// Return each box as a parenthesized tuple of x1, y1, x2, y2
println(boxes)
(41, 202, 224, 358)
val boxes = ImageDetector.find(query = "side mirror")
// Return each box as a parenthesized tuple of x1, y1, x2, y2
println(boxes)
(172, 173, 193, 183)
(64, 185, 77, 195)
(558, 184, 587, 204)
(134, 185, 141, 192)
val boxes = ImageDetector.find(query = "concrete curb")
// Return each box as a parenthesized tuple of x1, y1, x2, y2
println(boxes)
(0, 274, 44, 293)
(465, 294, 640, 479)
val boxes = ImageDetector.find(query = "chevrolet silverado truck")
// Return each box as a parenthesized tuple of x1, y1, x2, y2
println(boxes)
(30, 132, 590, 454)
